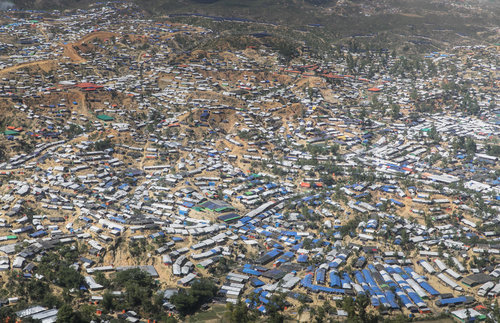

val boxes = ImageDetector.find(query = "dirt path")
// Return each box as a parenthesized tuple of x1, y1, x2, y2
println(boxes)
(38, 26, 50, 42)
(0, 59, 57, 75)
(139, 141, 150, 169)
(69, 89, 88, 113)
(63, 31, 118, 63)
(63, 43, 86, 63)
(78, 31, 117, 44)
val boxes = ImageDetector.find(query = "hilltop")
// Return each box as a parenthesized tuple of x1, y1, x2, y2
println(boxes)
(10, 0, 500, 53)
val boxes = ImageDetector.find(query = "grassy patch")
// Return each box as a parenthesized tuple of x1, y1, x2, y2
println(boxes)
(188, 304, 227, 322)
(414, 319, 454, 323)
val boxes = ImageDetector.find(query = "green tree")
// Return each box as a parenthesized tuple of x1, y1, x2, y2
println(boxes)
(92, 138, 114, 151)
(0, 306, 16, 323)
(102, 292, 115, 311)
(341, 295, 379, 323)
(489, 100, 496, 111)
(37, 252, 84, 290)
(391, 104, 400, 120)
(486, 144, 500, 157)
(359, 107, 367, 121)
(171, 278, 217, 316)
(111, 268, 160, 314)
(56, 304, 84, 323)
(410, 88, 418, 101)
(95, 271, 110, 288)
(0, 143, 6, 162)
(266, 293, 287, 323)
(226, 299, 251, 323)
(465, 137, 477, 156)
(78, 304, 97, 322)
(429, 124, 440, 143)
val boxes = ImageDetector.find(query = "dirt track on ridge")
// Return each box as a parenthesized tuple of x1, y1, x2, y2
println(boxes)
(63, 31, 118, 63)
(0, 59, 57, 75)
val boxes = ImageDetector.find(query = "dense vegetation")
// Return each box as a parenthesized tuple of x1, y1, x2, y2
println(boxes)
(11, 0, 500, 55)
(170, 278, 218, 316)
